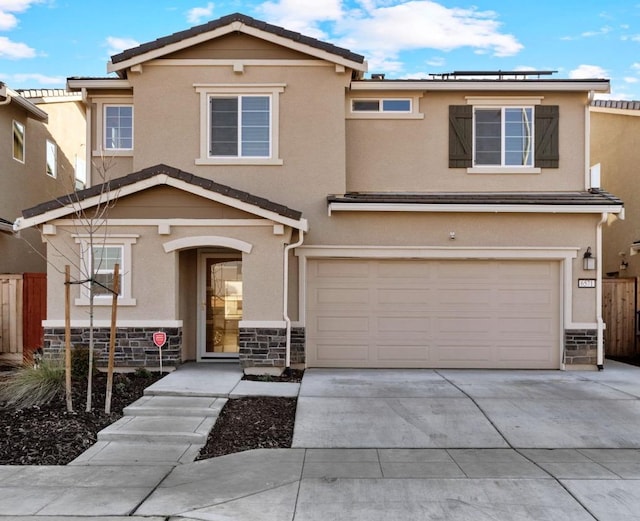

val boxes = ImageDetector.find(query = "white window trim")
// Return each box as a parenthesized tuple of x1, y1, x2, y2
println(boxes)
(195, 84, 285, 165)
(46, 139, 57, 178)
(347, 95, 424, 119)
(74, 234, 138, 306)
(93, 97, 134, 157)
(471, 105, 535, 170)
(12, 120, 25, 163)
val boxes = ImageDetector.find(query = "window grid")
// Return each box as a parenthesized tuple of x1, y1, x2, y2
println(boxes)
(90, 245, 123, 297)
(474, 107, 533, 167)
(104, 105, 133, 150)
(209, 95, 271, 158)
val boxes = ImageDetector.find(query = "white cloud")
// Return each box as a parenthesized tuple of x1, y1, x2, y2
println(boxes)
(624, 77, 639, 84)
(0, 35, 35, 58)
(187, 2, 214, 25)
(258, 0, 343, 38)
(426, 56, 445, 67)
(106, 36, 139, 56)
(569, 64, 608, 79)
(334, 1, 522, 59)
(0, 0, 42, 30)
(581, 25, 612, 37)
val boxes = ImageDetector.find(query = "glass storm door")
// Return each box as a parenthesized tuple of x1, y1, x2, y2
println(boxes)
(203, 258, 242, 358)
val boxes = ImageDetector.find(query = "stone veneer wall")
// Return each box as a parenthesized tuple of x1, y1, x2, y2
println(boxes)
(564, 329, 597, 365)
(43, 327, 182, 367)
(239, 327, 305, 367)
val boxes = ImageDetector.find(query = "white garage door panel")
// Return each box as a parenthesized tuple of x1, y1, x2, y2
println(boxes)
(306, 259, 561, 369)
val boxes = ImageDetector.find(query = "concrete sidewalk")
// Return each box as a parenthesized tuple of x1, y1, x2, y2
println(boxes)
(1, 360, 640, 520)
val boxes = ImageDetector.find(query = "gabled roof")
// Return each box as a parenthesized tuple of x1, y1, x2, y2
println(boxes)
(328, 190, 624, 215)
(16, 164, 308, 231)
(108, 12, 366, 74)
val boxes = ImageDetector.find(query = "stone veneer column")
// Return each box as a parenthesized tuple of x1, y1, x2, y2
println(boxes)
(43, 327, 182, 367)
(239, 327, 306, 368)
(564, 329, 597, 365)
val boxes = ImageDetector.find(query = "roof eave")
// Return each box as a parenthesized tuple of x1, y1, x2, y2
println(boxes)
(327, 202, 623, 215)
(107, 21, 366, 74)
(67, 78, 132, 91)
(1, 86, 49, 122)
(350, 80, 610, 93)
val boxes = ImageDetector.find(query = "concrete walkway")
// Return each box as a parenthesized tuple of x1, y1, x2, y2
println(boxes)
(72, 363, 299, 466)
(1, 360, 640, 520)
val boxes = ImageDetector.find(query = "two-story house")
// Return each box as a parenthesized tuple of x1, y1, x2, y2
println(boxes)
(14, 13, 623, 372)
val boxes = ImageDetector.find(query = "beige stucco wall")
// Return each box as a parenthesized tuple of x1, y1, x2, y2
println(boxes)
(591, 109, 640, 278)
(44, 220, 290, 324)
(0, 99, 78, 273)
(346, 91, 588, 193)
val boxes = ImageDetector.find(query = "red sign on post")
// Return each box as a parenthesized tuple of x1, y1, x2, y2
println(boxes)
(153, 331, 167, 348)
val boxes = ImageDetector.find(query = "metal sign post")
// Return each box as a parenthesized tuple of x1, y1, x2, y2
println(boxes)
(153, 331, 167, 374)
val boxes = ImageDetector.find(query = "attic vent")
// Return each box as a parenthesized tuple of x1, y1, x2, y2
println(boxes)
(371, 73, 385, 80)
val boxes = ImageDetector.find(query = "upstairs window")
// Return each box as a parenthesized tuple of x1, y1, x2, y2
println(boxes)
(196, 84, 284, 165)
(13, 120, 25, 162)
(474, 107, 533, 167)
(209, 95, 270, 158)
(352, 99, 412, 113)
(46, 140, 57, 178)
(104, 105, 133, 150)
(449, 104, 559, 170)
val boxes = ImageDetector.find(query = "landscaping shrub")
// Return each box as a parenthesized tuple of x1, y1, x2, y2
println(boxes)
(0, 359, 65, 409)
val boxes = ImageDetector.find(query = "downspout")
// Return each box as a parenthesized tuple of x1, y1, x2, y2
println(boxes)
(585, 90, 595, 190)
(596, 212, 608, 370)
(82, 88, 92, 187)
(283, 229, 305, 370)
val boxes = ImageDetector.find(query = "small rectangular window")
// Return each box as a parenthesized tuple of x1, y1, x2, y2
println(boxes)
(352, 99, 411, 113)
(46, 140, 57, 178)
(13, 120, 25, 162)
(91, 245, 123, 296)
(104, 105, 133, 150)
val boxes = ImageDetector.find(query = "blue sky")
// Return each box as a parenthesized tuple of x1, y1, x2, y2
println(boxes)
(1, 0, 639, 99)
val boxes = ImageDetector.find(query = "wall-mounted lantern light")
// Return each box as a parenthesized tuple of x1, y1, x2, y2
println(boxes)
(583, 247, 596, 271)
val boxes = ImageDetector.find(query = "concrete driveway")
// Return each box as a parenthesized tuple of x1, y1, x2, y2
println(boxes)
(293, 360, 640, 449)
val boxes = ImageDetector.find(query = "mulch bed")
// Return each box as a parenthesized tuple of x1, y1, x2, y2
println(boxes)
(1, 367, 302, 465)
(0, 371, 163, 465)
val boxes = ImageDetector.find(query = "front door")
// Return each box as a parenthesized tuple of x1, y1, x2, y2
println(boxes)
(199, 254, 242, 360)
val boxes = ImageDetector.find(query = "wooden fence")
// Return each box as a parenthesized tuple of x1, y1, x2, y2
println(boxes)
(0, 273, 46, 362)
(603, 277, 637, 357)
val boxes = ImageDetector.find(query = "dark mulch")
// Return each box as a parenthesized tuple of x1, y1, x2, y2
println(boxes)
(242, 368, 304, 383)
(196, 396, 297, 460)
(1, 368, 301, 465)
(0, 371, 163, 465)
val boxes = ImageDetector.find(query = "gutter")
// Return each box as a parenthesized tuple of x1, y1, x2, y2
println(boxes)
(283, 229, 305, 369)
(596, 212, 608, 370)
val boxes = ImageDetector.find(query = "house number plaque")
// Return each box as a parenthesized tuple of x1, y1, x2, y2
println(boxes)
(578, 279, 596, 288)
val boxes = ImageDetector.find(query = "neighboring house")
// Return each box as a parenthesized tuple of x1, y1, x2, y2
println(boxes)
(0, 84, 84, 361)
(14, 13, 623, 372)
(0, 85, 84, 272)
(590, 100, 640, 277)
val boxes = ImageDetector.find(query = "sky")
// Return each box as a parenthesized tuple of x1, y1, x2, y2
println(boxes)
(0, 0, 639, 100)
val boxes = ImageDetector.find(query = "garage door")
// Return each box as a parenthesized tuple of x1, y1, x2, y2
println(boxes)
(306, 259, 561, 369)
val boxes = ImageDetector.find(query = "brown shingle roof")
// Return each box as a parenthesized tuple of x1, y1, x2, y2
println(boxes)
(328, 190, 623, 206)
(111, 12, 365, 66)
(22, 164, 303, 221)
